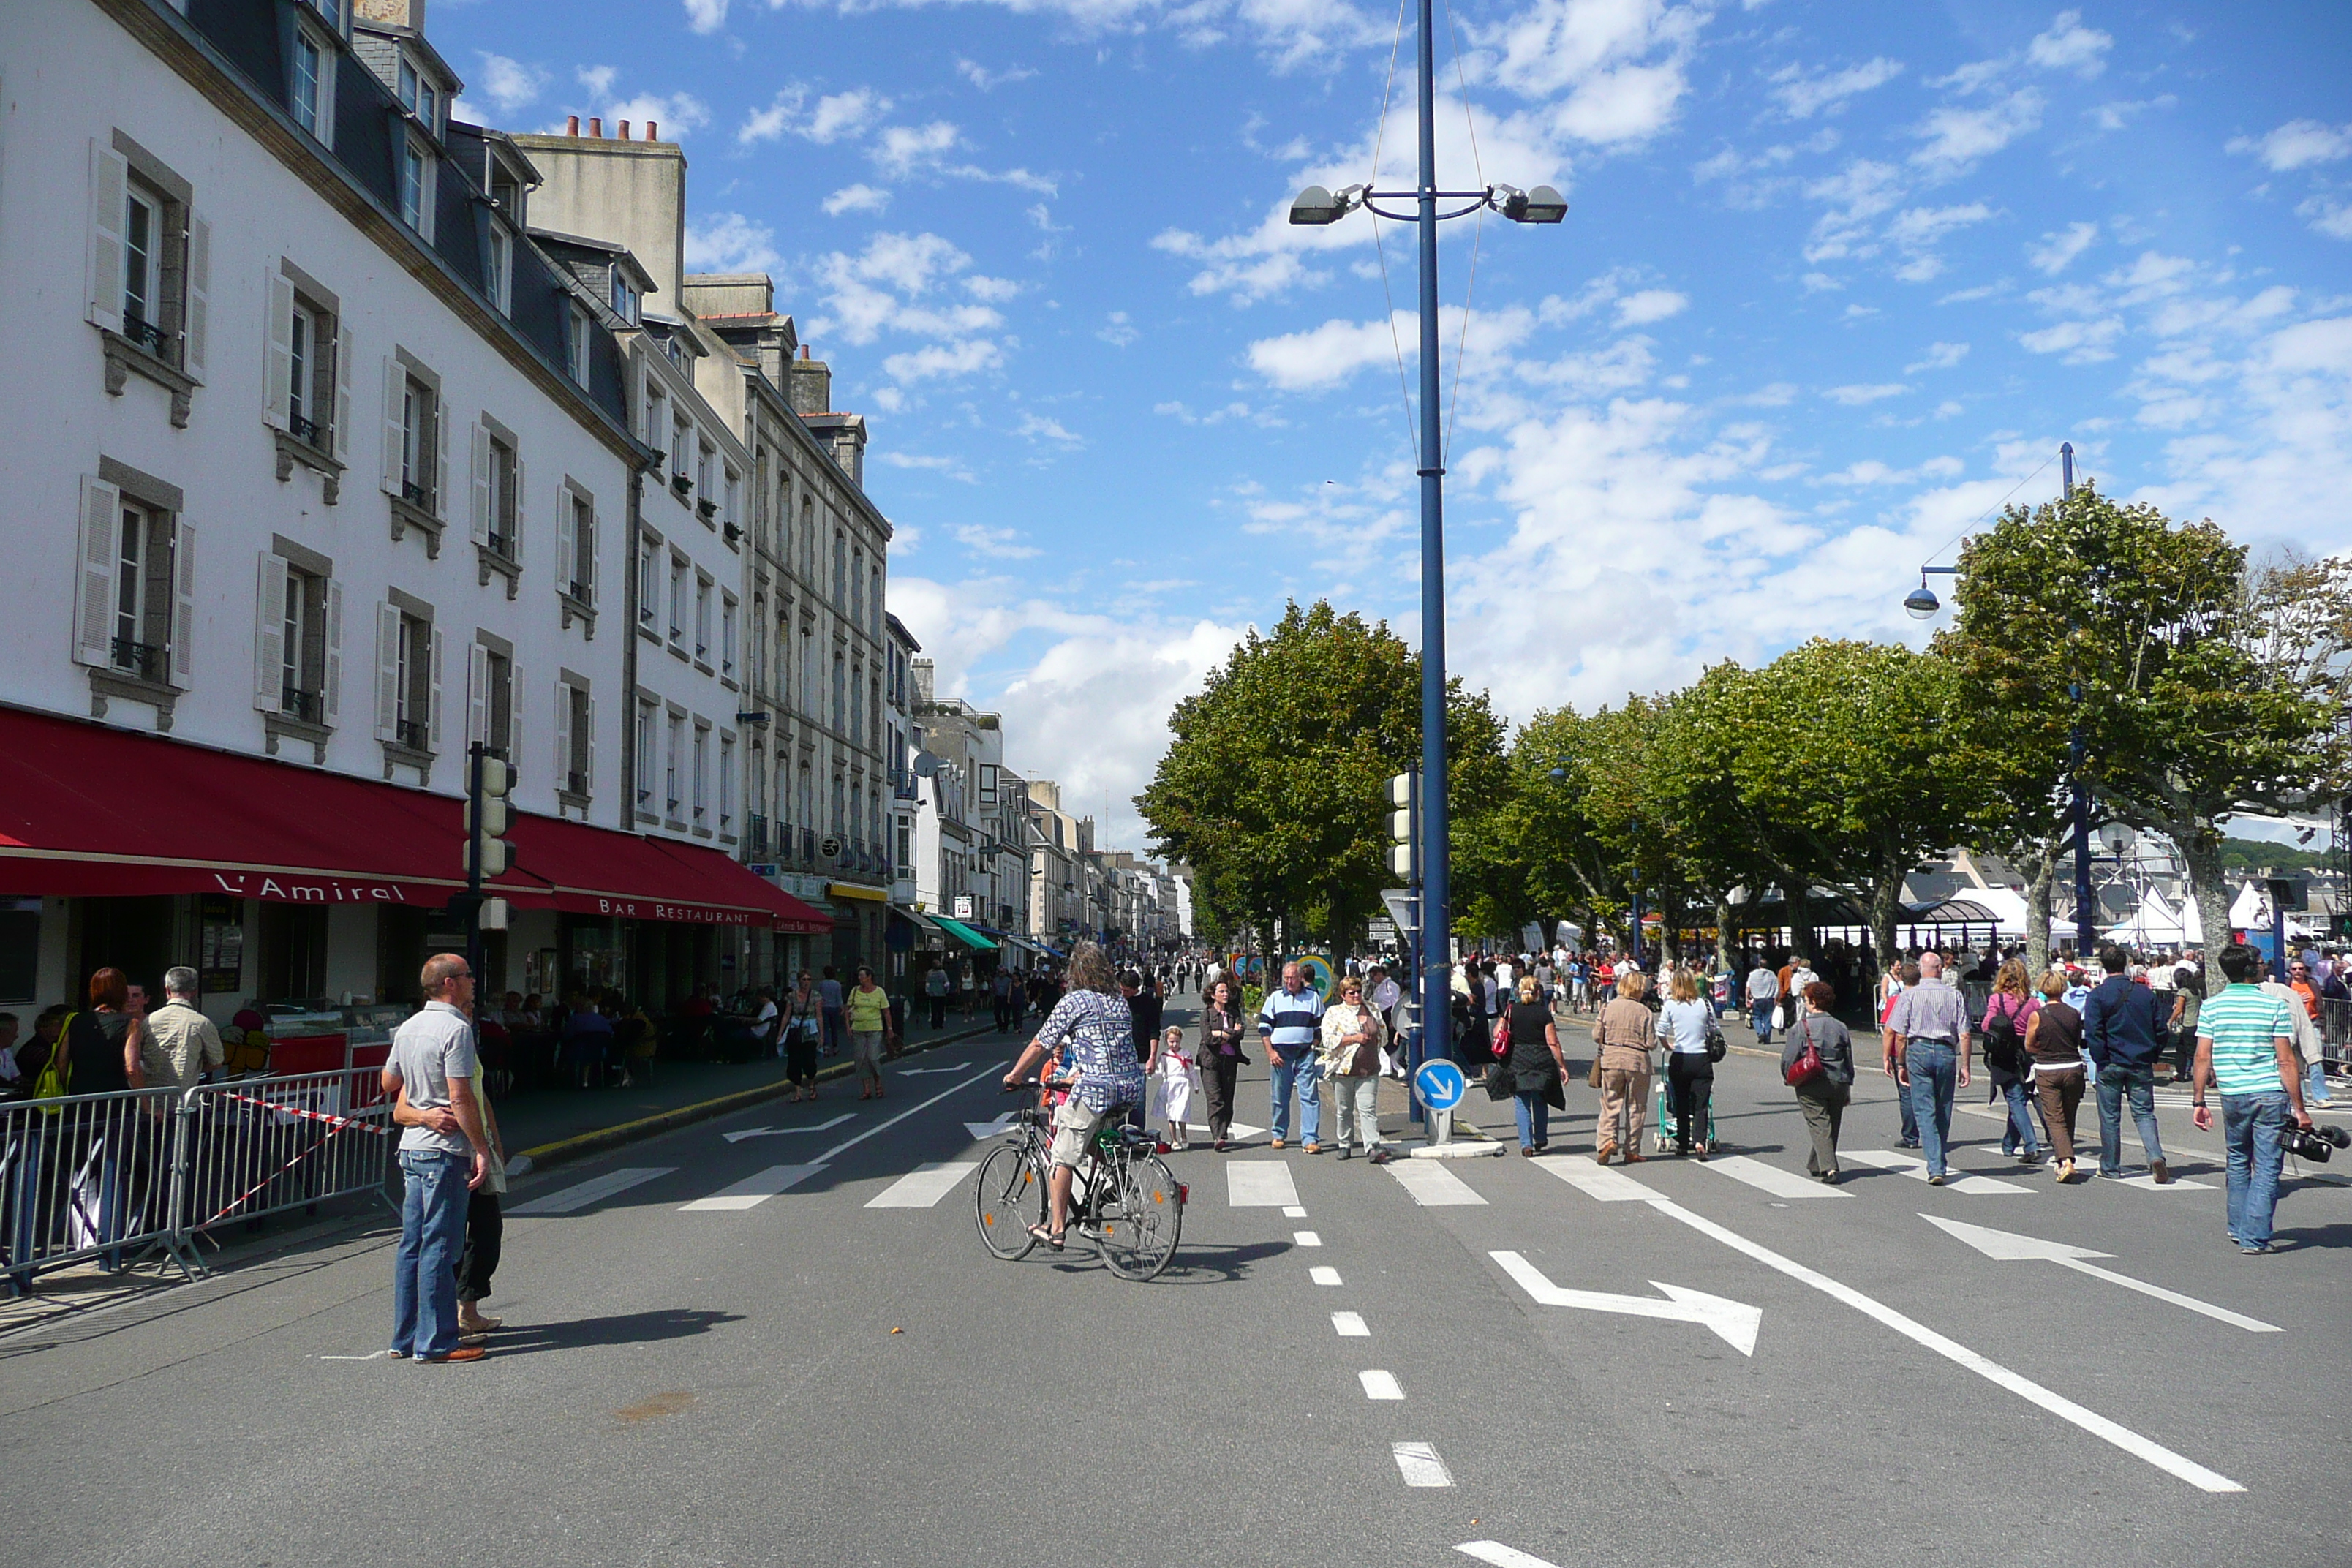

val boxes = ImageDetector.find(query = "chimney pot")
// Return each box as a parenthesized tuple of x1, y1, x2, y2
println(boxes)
(617, 120, 630, 140)
(589, 117, 603, 137)
(646, 120, 658, 140)
(566, 114, 581, 136)
(802, 344, 812, 360)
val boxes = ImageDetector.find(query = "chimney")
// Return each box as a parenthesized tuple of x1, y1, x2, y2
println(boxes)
(588, 117, 603, 137)
(617, 120, 630, 140)
(566, 114, 580, 136)
(646, 121, 658, 140)
(509, 128, 690, 308)
(355, 0, 425, 28)
(911, 660, 935, 708)
(788, 349, 831, 417)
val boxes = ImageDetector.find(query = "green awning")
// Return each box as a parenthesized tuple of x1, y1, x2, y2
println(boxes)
(932, 916, 998, 951)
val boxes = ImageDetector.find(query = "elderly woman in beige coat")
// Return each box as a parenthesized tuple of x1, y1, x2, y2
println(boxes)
(1591, 968, 1656, 1164)
(1316, 974, 1389, 1160)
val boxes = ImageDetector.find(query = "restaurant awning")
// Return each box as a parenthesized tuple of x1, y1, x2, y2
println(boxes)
(0, 706, 829, 932)
(930, 915, 998, 951)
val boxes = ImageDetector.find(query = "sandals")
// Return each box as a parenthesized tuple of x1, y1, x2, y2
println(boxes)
(1027, 1224, 1066, 1251)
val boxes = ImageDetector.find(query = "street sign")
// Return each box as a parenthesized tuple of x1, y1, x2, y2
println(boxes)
(1380, 887, 1420, 933)
(1415, 1058, 1466, 1112)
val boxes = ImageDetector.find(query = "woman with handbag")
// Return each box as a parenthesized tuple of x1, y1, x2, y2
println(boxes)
(783, 971, 823, 1101)
(1656, 969, 1719, 1159)
(1782, 980, 1855, 1182)
(1591, 970, 1656, 1164)
(1980, 960, 2043, 1164)
(1197, 977, 1248, 1151)
(1316, 976, 1388, 1160)
(1501, 976, 1568, 1156)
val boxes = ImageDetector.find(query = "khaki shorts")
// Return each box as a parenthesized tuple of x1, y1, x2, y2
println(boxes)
(1049, 1098, 1108, 1169)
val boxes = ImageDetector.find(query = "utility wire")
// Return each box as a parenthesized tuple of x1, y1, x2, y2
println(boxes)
(1441, 0, 1482, 464)
(1923, 451, 2059, 567)
(1370, 0, 1417, 463)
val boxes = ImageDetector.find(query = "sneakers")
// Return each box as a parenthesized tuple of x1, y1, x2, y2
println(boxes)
(1303, 1142, 1322, 1155)
(1338, 1146, 1354, 1161)
(2239, 1242, 2274, 1255)
(2150, 1159, 2171, 1185)
(420, 1347, 488, 1364)
(1927, 1172, 1947, 1186)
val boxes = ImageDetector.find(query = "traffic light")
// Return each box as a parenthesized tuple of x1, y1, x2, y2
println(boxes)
(467, 750, 514, 881)
(1387, 772, 1414, 881)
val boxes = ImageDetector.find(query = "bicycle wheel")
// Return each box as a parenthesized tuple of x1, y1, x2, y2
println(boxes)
(1096, 1153, 1183, 1281)
(973, 1142, 1044, 1259)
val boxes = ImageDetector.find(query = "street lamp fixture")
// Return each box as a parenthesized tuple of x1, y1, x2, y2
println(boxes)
(1288, 181, 1567, 228)
(1904, 565, 1959, 621)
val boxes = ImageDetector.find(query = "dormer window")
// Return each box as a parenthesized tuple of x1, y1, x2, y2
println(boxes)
(611, 268, 639, 325)
(396, 58, 440, 139)
(312, 0, 344, 30)
(399, 133, 436, 241)
(288, 21, 337, 143)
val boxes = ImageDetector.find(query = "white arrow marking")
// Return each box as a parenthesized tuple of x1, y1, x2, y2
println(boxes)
(1490, 1250, 1761, 1356)
(723, 1114, 855, 1143)
(1456, 1545, 1561, 1568)
(1184, 1120, 1266, 1140)
(965, 1114, 1019, 1140)
(896, 1060, 973, 1076)
(1923, 1215, 2280, 1333)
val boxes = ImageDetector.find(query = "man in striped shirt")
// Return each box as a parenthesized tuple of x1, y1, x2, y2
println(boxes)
(2193, 943, 2315, 1254)
(1259, 962, 1327, 1152)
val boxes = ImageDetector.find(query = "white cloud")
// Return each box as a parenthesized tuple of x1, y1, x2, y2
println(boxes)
(569, 69, 710, 137)
(874, 121, 962, 176)
(474, 53, 549, 116)
(1017, 412, 1082, 446)
(1910, 89, 2043, 174)
(957, 59, 1038, 90)
(884, 339, 1006, 383)
(1615, 288, 1689, 326)
(741, 86, 892, 146)
(2228, 119, 2352, 173)
(684, 213, 780, 272)
(684, 0, 728, 33)
(1246, 316, 1403, 391)
(877, 451, 976, 483)
(1481, 0, 1705, 146)
(1768, 56, 1903, 119)
(823, 184, 892, 216)
(1904, 342, 1969, 373)
(1819, 456, 1964, 486)
(952, 524, 1044, 559)
(2029, 219, 2097, 274)
(2026, 10, 2113, 78)
(2018, 317, 2123, 362)
(1098, 311, 1138, 347)
(1886, 203, 1993, 248)
(1825, 382, 1909, 404)
(2300, 197, 2352, 241)
(965, 275, 1021, 303)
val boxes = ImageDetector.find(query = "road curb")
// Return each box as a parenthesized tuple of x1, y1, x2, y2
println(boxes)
(511, 1019, 1009, 1175)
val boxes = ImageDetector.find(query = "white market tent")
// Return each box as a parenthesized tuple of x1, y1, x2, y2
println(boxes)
(2106, 889, 2202, 946)
(2229, 879, 2316, 940)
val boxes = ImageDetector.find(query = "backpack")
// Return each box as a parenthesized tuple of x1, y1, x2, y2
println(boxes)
(1981, 998, 2023, 1071)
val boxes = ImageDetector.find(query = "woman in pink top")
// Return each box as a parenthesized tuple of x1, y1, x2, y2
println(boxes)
(1980, 959, 2043, 1164)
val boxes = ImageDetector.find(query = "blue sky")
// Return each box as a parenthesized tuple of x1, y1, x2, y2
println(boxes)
(436, 0, 2352, 848)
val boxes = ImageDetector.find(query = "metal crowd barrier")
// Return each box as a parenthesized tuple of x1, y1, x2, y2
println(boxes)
(2, 1066, 399, 1295)
(2319, 998, 2351, 1076)
(2, 1084, 192, 1291)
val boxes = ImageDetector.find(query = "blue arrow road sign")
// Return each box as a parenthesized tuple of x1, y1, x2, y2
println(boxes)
(1414, 1058, 1466, 1113)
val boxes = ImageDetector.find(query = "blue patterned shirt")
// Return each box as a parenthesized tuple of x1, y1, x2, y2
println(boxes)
(1034, 989, 1146, 1112)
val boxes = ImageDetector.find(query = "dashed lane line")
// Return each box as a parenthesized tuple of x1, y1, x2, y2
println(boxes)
(1360, 1369, 1403, 1400)
(1294, 1230, 1323, 1247)
(1332, 1311, 1370, 1337)
(1310, 1266, 1343, 1286)
(1391, 1441, 1453, 1487)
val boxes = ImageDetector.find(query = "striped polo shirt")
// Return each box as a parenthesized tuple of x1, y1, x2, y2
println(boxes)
(2198, 984, 2291, 1097)
(1257, 984, 1327, 1054)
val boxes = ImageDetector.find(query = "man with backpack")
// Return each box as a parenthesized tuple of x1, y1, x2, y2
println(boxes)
(2082, 944, 2171, 1183)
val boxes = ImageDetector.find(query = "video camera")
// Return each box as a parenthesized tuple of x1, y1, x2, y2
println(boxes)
(2282, 1123, 2351, 1163)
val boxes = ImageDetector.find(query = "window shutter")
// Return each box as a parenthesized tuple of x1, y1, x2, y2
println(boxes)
(579, 496, 597, 600)
(432, 391, 451, 519)
(75, 476, 121, 668)
(585, 694, 597, 798)
(467, 640, 489, 749)
(470, 420, 491, 546)
(323, 577, 344, 725)
(168, 518, 196, 690)
(374, 601, 400, 741)
(331, 323, 353, 463)
(426, 625, 445, 753)
(263, 268, 295, 429)
(184, 214, 211, 378)
(381, 357, 407, 496)
(553, 679, 572, 791)
(507, 655, 524, 767)
(254, 551, 287, 712)
(86, 140, 128, 333)
(512, 451, 527, 557)
(555, 487, 576, 592)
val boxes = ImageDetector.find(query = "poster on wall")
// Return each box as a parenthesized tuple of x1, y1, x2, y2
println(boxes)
(198, 894, 244, 996)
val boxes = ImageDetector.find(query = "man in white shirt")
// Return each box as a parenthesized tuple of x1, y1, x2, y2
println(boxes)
(382, 954, 491, 1364)
(1745, 962, 1780, 1041)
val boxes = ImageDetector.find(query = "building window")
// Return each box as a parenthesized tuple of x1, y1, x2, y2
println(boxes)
(288, 27, 334, 142)
(693, 723, 711, 827)
(644, 385, 666, 453)
(719, 733, 736, 834)
(851, 547, 864, 628)
(559, 488, 595, 606)
(485, 432, 518, 557)
(834, 529, 847, 606)
(257, 552, 338, 725)
(671, 418, 692, 489)
(832, 651, 845, 734)
(668, 553, 687, 646)
(720, 595, 738, 682)
(109, 497, 168, 682)
(564, 304, 590, 389)
(486, 223, 511, 316)
(399, 135, 435, 241)
(385, 361, 440, 511)
(897, 816, 912, 875)
(610, 267, 638, 324)
(637, 534, 660, 630)
(281, 290, 335, 450)
(694, 575, 712, 663)
(470, 642, 515, 760)
(559, 682, 594, 798)
(121, 183, 162, 350)
(666, 712, 685, 818)
(696, 444, 715, 518)
(376, 603, 438, 754)
(979, 764, 999, 806)
(634, 700, 657, 810)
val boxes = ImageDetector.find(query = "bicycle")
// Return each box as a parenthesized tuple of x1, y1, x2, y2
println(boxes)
(973, 1092, 1186, 1280)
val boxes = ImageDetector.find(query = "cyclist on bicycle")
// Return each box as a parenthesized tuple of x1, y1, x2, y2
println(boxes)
(1001, 943, 1143, 1250)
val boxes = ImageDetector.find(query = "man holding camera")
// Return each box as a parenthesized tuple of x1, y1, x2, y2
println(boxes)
(2193, 943, 2316, 1255)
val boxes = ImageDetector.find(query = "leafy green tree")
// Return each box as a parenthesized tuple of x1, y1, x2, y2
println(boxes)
(1945, 485, 2352, 984)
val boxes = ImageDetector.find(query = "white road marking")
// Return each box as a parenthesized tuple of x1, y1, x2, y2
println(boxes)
(1923, 1215, 2280, 1333)
(680, 1164, 824, 1211)
(1531, 1156, 1656, 1202)
(1332, 1311, 1370, 1337)
(508, 1166, 675, 1216)
(1702, 1155, 1850, 1199)
(1843, 1147, 2034, 1195)
(1360, 1369, 1404, 1400)
(1186, 1120, 1267, 1140)
(317, 1350, 397, 1361)
(724, 1114, 855, 1143)
(1294, 1230, 1323, 1247)
(2119, 1173, 2216, 1191)
(1456, 1544, 1561, 1568)
(1640, 1194, 2243, 1492)
(896, 1061, 973, 1076)
(1384, 1160, 1488, 1206)
(815, 1066, 1009, 1164)
(1490, 1251, 1761, 1355)
(864, 1161, 981, 1209)
(1310, 1266, 1343, 1286)
(1227, 1161, 1301, 1207)
(1282, 1205, 1309, 1218)
(965, 1115, 1019, 1140)
(1391, 1441, 1453, 1487)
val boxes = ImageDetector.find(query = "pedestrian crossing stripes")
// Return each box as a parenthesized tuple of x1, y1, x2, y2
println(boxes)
(1226, 1161, 1300, 1207)
(679, 1164, 823, 1211)
(1530, 1156, 1654, 1201)
(1700, 1154, 1850, 1199)
(1383, 1160, 1487, 1206)
(864, 1161, 980, 1209)
(507, 1166, 675, 1215)
(1842, 1147, 2034, 1195)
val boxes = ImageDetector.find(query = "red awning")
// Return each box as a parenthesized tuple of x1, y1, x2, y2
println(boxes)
(0, 706, 828, 932)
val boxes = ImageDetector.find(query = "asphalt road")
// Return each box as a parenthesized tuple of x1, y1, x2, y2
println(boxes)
(4, 1005, 2348, 1568)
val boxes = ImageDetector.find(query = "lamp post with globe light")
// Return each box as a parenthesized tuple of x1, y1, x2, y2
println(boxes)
(1289, 15, 1564, 1090)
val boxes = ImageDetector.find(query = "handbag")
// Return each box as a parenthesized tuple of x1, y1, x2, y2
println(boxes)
(1483, 1055, 1515, 1101)
(31, 1012, 77, 1112)
(1784, 1017, 1826, 1088)
(1490, 1013, 1512, 1060)
(1705, 1010, 1728, 1064)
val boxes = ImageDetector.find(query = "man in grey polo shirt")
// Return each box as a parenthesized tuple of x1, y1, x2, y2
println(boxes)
(1884, 951, 1974, 1184)
(382, 953, 491, 1363)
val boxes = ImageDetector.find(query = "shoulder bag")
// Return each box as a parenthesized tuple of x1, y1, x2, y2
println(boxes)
(1705, 1007, 1728, 1064)
(1783, 1017, 1825, 1088)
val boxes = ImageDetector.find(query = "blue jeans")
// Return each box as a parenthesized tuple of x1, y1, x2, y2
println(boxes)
(2095, 1062, 2165, 1175)
(392, 1149, 472, 1359)
(1904, 1040, 1957, 1177)
(1999, 1081, 2040, 1158)
(2307, 1055, 2333, 1104)
(1750, 999, 1774, 1041)
(2221, 1090, 2291, 1248)
(1512, 1090, 1550, 1148)
(1268, 1049, 1322, 1144)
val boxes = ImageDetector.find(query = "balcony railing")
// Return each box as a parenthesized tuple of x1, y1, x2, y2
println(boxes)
(288, 411, 327, 449)
(121, 313, 173, 355)
(747, 814, 770, 858)
(401, 478, 429, 506)
(280, 685, 320, 723)
(110, 638, 165, 683)
(394, 717, 429, 751)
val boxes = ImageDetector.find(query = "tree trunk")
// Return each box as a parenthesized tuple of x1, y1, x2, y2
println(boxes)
(1714, 895, 1735, 973)
(1867, 870, 1906, 998)
(2023, 837, 2062, 976)
(1786, 883, 1814, 959)
(2176, 822, 2235, 996)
